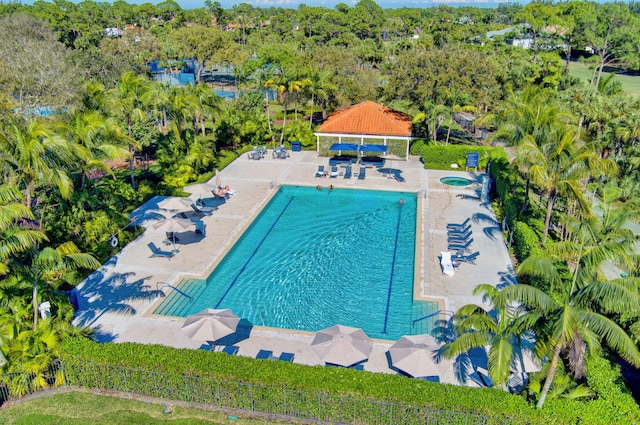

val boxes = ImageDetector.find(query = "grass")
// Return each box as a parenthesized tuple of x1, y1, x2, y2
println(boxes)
(0, 391, 293, 425)
(568, 61, 640, 97)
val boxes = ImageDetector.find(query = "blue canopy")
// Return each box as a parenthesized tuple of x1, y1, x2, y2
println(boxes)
(358, 144, 387, 153)
(330, 143, 359, 151)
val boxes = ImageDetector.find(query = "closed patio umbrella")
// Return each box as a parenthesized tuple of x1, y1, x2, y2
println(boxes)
(310, 324, 373, 367)
(181, 308, 241, 345)
(388, 334, 443, 378)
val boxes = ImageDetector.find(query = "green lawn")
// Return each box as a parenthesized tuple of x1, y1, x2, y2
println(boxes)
(0, 391, 292, 425)
(568, 61, 640, 97)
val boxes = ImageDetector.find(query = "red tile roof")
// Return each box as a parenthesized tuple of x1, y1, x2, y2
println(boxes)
(317, 101, 412, 137)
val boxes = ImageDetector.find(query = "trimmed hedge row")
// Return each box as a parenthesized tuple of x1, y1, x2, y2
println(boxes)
(420, 145, 507, 171)
(58, 338, 640, 424)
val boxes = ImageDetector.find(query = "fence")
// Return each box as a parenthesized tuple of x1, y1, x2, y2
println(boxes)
(2, 361, 503, 424)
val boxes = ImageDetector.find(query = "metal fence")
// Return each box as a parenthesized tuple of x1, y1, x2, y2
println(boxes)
(2, 361, 503, 424)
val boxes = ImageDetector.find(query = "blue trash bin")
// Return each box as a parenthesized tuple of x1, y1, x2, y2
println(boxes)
(291, 141, 301, 152)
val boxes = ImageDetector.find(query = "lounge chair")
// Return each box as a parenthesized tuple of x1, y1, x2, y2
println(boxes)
(440, 251, 455, 276)
(278, 352, 295, 362)
(330, 166, 339, 178)
(447, 230, 472, 243)
(195, 220, 206, 235)
(448, 225, 471, 236)
(221, 345, 239, 355)
(147, 242, 174, 259)
(357, 167, 366, 180)
(448, 238, 474, 251)
(344, 165, 352, 179)
(256, 349, 274, 360)
(452, 251, 480, 264)
(447, 218, 470, 230)
(191, 204, 213, 216)
(315, 165, 325, 177)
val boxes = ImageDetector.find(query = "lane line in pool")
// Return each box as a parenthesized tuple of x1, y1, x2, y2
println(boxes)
(381, 204, 403, 334)
(214, 196, 296, 309)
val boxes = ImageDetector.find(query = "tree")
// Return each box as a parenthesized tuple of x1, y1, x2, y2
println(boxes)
(0, 117, 75, 209)
(304, 70, 336, 129)
(107, 72, 153, 190)
(442, 284, 533, 388)
(517, 3, 560, 66)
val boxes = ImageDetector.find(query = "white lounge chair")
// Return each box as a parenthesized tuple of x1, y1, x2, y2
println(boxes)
(440, 251, 455, 276)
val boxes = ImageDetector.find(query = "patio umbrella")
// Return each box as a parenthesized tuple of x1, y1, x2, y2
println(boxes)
(157, 197, 192, 212)
(181, 308, 241, 345)
(329, 143, 359, 155)
(388, 334, 443, 378)
(215, 170, 222, 188)
(184, 182, 216, 203)
(310, 324, 373, 367)
(152, 217, 194, 251)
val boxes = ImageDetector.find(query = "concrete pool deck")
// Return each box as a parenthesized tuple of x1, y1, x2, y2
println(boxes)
(73, 149, 514, 385)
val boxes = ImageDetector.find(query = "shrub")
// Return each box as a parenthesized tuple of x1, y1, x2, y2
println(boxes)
(512, 221, 542, 261)
(421, 145, 507, 171)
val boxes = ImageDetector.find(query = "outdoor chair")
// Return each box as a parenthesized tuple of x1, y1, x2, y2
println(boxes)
(315, 165, 325, 177)
(221, 345, 239, 355)
(440, 251, 455, 276)
(447, 218, 470, 230)
(191, 204, 213, 216)
(448, 225, 471, 236)
(195, 220, 206, 236)
(358, 167, 366, 180)
(452, 251, 480, 264)
(256, 349, 274, 360)
(447, 231, 472, 243)
(278, 352, 295, 362)
(448, 238, 474, 252)
(147, 242, 174, 259)
(330, 166, 339, 178)
(248, 150, 262, 160)
(344, 165, 352, 179)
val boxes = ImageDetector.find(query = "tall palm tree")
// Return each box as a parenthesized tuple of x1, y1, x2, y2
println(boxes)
(279, 76, 305, 143)
(442, 284, 534, 388)
(521, 125, 616, 244)
(0, 117, 75, 209)
(65, 110, 129, 188)
(186, 83, 224, 137)
(107, 72, 153, 189)
(304, 70, 335, 129)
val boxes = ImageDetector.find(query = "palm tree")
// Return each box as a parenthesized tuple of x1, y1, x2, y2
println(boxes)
(107, 72, 153, 189)
(442, 284, 534, 388)
(521, 125, 616, 244)
(279, 76, 305, 144)
(186, 83, 224, 137)
(304, 70, 335, 130)
(0, 117, 75, 209)
(65, 110, 129, 188)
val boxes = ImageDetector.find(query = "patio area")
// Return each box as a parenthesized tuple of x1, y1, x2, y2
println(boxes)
(72, 148, 514, 385)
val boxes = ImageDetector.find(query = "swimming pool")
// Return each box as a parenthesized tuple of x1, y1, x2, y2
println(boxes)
(154, 185, 438, 340)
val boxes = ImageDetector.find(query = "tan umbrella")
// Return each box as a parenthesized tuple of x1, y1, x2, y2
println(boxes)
(215, 169, 222, 188)
(388, 334, 444, 378)
(184, 183, 216, 203)
(310, 324, 373, 367)
(152, 217, 194, 250)
(181, 308, 240, 344)
(158, 197, 192, 212)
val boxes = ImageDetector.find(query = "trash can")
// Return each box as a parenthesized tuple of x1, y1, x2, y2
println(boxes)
(291, 141, 301, 152)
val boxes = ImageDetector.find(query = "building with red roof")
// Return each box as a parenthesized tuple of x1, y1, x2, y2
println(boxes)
(314, 100, 413, 159)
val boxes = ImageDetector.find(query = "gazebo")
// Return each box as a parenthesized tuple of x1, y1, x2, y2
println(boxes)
(314, 101, 412, 159)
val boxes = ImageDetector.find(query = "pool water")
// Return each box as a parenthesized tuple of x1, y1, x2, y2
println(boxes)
(440, 176, 474, 187)
(154, 185, 438, 340)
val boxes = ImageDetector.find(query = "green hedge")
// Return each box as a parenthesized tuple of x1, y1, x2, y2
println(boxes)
(58, 338, 640, 424)
(421, 145, 507, 171)
(513, 221, 543, 261)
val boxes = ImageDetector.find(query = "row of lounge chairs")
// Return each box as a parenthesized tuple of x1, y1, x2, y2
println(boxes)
(315, 165, 366, 180)
(440, 218, 480, 275)
(256, 349, 295, 362)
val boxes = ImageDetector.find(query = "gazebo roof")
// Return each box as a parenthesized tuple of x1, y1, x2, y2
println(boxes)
(317, 101, 412, 137)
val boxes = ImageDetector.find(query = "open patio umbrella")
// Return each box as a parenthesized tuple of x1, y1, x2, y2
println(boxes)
(152, 217, 194, 251)
(157, 197, 192, 212)
(310, 324, 373, 367)
(388, 334, 443, 378)
(184, 182, 216, 203)
(181, 308, 241, 346)
(329, 143, 359, 156)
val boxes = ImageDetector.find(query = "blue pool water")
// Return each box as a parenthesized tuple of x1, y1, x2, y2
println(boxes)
(154, 186, 438, 340)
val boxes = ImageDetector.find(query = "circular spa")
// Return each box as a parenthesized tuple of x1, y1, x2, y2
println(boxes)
(439, 176, 474, 187)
